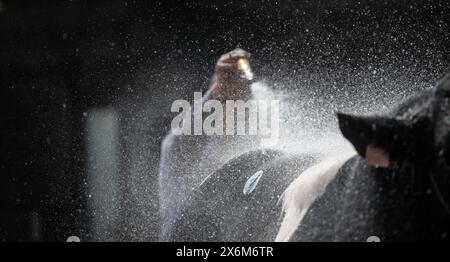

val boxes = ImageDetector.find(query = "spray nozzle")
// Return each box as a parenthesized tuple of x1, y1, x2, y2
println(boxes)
(236, 58, 254, 81)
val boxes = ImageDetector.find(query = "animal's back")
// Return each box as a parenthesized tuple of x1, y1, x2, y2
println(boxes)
(171, 149, 317, 241)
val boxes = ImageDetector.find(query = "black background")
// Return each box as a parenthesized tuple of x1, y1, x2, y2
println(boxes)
(0, 0, 449, 241)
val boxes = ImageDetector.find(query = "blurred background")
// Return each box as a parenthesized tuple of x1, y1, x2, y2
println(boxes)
(0, 0, 449, 241)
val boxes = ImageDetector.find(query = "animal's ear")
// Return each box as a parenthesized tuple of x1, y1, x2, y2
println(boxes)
(435, 72, 450, 98)
(337, 112, 411, 167)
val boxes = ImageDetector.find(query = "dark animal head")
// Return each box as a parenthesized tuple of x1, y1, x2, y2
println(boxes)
(337, 73, 450, 213)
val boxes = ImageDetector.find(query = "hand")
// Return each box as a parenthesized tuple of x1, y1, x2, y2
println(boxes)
(209, 48, 252, 101)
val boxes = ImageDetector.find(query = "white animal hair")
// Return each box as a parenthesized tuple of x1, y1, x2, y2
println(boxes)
(275, 151, 356, 242)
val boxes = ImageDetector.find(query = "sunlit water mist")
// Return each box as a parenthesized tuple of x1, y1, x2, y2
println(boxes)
(250, 64, 437, 157)
(250, 81, 353, 157)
